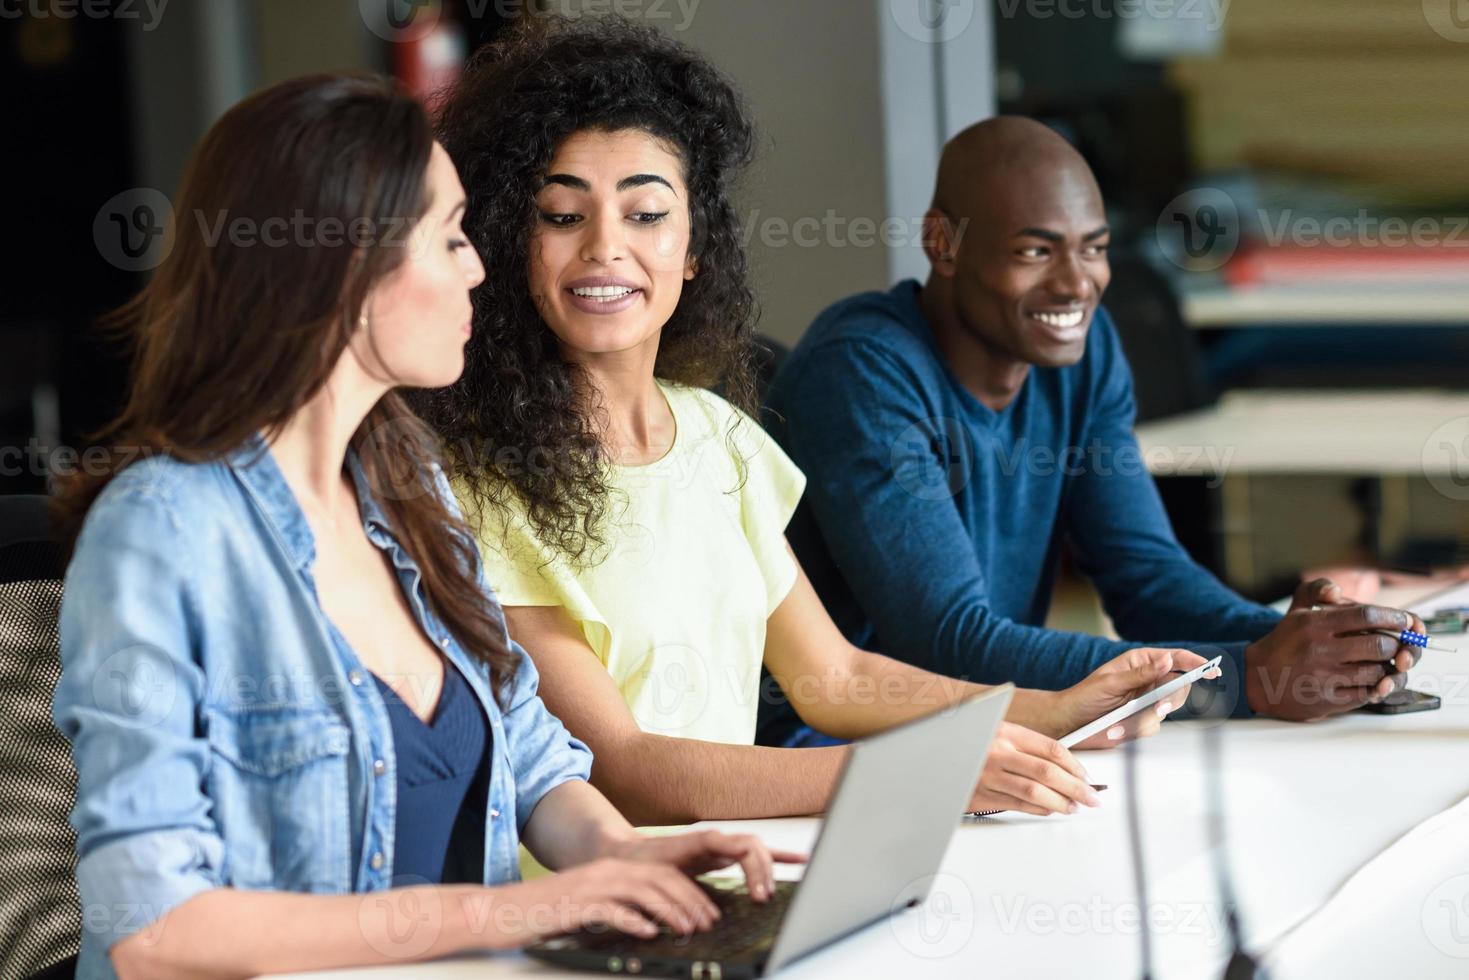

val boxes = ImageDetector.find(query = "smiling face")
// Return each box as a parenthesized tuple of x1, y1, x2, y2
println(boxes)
(942, 163, 1111, 369)
(354, 141, 484, 389)
(527, 128, 696, 361)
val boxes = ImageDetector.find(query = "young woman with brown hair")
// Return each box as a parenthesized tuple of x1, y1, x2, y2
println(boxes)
(52, 72, 793, 980)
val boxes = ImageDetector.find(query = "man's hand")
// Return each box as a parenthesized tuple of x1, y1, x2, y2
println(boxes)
(1298, 569, 1377, 605)
(1245, 578, 1424, 721)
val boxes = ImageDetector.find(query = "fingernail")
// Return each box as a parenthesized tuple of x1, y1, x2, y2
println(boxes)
(1156, 702, 1171, 717)
(1107, 725, 1125, 740)
(1085, 790, 1102, 807)
(1066, 802, 1079, 814)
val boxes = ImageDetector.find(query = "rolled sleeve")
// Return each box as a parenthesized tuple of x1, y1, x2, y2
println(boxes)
(54, 482, 226, 954)
(500, 641, 593, 831)
(74, 829, 224, 950)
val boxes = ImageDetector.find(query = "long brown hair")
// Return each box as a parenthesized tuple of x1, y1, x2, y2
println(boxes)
(53, 72, 517, 694)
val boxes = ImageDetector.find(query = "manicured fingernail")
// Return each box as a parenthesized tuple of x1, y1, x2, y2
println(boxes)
(1085, 790, 1103, 807)
(1156, 702, 1171, 717)
(1066, 802, 1079, 814)
(1107, 725, 1125, 740)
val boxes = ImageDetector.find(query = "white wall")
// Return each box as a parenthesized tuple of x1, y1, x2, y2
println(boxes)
(563, 0, 994, 344)
(680, 0, 996, 342)
(128, 0, 995, 346)
(673, 0, 891, 344)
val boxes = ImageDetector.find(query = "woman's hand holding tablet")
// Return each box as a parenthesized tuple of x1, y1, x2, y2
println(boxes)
(1060, 651, 1224, 750)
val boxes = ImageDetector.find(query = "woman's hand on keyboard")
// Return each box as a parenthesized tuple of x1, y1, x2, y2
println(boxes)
(493, 856, 727, 943)
(612, 829, 807, 904)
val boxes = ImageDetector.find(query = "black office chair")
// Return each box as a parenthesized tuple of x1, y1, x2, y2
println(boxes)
(0, 495, 79, 980)
(1104, 255, 1213, 423)
(713, 333, 790, 420)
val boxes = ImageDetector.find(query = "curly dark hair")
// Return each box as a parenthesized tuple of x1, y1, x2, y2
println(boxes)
(418, 15, 759, 566)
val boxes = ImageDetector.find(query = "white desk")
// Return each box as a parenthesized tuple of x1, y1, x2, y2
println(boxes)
(261, 581, 1469, 979)
(1134, 389, 1469, 477)
(1181, 283, 1469, 329)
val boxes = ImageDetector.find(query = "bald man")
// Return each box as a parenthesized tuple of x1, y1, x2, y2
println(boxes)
(758, 117, 1422, 740)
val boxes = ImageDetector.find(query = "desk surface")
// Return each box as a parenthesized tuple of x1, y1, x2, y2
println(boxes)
(1181, 283, 1469, 328)
(1134, 389, 1469, 477)
(262, 582, 1469, 980)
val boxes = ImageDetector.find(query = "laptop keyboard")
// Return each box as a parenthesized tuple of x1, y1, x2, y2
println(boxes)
(564, 878, 797, 961)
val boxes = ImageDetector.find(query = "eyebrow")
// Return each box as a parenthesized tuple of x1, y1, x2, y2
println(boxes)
(541, 173, 677, 195)
(1013, 225, 1111, 243)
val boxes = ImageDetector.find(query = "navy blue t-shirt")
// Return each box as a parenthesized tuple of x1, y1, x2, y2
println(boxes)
(759, 280, 1279, 741)
(373, 660, 489, 885)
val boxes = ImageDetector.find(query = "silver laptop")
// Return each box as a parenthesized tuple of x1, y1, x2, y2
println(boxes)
(527, 684, 1013, 978)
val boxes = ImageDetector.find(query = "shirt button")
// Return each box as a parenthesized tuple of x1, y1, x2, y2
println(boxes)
(348, 669, 365, 687)
(489, 808, 500, 820)
(372, 759, 386, 777)
(439, 636, 451, 649)
(370, 851, 384, 871)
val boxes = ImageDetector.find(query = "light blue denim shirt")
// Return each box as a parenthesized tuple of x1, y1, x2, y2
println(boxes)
(53, 435, 592, 980)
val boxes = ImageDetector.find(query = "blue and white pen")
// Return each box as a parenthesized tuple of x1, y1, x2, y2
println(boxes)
(1376, 629, 1455, 654)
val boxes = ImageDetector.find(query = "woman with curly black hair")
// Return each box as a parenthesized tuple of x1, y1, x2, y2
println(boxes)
(424, 16, 1202, 826)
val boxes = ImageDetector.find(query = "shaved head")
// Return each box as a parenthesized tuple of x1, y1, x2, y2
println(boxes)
(932, 116, 1100, 223)
(918, 116, 1112, 405)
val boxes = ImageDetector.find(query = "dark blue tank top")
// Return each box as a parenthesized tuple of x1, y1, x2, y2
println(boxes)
(372, 660, 490, 885)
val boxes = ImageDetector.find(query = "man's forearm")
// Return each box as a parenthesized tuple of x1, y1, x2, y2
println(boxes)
(588, 734, 849, 826)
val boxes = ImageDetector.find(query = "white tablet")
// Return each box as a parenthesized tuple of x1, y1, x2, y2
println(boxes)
(1059, 655, 1223, 748)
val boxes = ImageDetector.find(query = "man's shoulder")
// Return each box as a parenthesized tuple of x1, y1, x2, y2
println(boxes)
(799, 282, 933, 356)
(776, 281, 943, 394)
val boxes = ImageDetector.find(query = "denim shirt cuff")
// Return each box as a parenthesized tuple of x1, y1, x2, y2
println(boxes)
(76, 828, 225, 952)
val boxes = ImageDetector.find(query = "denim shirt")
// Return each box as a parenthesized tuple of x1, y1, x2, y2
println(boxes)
(53, 436, 593, 980)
